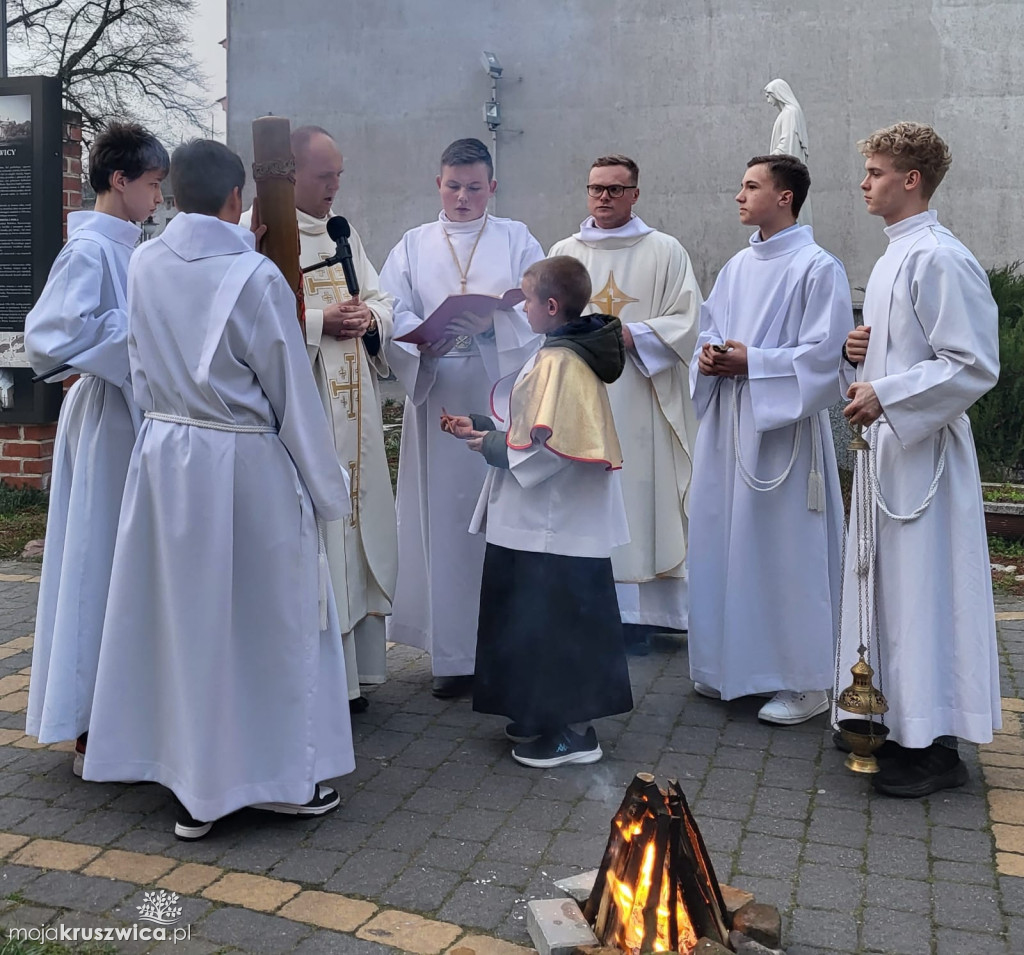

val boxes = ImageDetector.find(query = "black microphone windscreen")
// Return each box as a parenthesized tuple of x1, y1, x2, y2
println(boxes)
(326, 216, 351, 241)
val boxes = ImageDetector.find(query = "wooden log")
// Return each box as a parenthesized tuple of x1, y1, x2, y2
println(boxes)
(585, 773, 651, 930)
(251, 115, 304, 328)
(669, 780, 730, 944)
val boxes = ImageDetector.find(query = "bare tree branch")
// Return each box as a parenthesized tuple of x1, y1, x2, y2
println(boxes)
(5, 0, 209, 141)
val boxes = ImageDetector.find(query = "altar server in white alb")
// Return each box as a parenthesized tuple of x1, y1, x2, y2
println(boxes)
(381, 138, 543, 698)
(23, 123, 168, 771)
(550, 155, 702, 651)
(688, 155, 850, 724)
(83, 140, 354, 840)
(841, 123, 1000, 798)
(243, 125, 397, 714)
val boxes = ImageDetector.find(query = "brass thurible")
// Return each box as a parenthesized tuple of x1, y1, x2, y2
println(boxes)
(836, 657, 889, 773)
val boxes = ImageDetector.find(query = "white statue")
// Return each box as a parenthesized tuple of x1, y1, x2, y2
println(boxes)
(764, 78, 812, 227)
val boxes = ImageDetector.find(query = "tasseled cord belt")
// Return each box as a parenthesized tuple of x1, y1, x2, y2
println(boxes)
(730, 379, 825, 512)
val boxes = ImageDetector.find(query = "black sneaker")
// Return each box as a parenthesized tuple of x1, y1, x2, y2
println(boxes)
(349, 696, 370, 714)
(504, 722, 541, 743)
(251, 784, 341, 816)
(174, 801, 214, 841)
(872, 743, 969, 798)
(512, 727, 602, 768)
(431, 675, 474, 699)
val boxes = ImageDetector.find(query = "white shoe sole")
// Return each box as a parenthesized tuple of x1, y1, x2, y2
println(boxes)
(72, 752, 84, 778)
(693, 682, 721, 700)
(251, 791, 341, 816)
(512, 745, 603, 769)
(174, 820, 213, 840)
(758, 697, 830, 725)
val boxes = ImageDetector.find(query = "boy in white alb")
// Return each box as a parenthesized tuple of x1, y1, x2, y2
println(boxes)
(688, 155, 850, 725)
(445, 256, 633, 766)
(24, 123, 168, 772)
(840, 123, 1000, 797)
(84, 140, 354, 840)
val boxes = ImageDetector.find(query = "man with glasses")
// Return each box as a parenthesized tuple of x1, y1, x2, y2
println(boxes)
(550, 155, 702, 654)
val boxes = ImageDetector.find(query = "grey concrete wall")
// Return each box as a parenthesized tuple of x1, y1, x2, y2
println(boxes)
(226, 0, 1024, 293)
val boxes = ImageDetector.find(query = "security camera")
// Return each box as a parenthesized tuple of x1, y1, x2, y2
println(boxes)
(481, 51, 502, 78)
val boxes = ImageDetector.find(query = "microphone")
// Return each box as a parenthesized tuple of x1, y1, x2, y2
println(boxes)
(326, 216, 360, 298)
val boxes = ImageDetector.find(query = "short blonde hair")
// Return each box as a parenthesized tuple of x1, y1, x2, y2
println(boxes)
(858, 122, 952, 199)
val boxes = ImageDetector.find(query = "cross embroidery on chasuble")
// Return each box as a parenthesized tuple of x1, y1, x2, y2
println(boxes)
(304, 256, 351, 305)
(326, 343, 362, 528)
(591, 270, 638, 318)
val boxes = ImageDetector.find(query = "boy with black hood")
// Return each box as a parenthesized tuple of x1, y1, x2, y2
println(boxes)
(444, 256, 634, 767)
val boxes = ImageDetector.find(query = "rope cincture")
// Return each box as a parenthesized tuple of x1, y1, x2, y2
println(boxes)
(731, 379, 825, 510)
(144, 411, 276, 434)
(867, 421, 948, 523)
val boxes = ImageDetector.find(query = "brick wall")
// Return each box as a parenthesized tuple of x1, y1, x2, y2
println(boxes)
(0, 112, 82, 491)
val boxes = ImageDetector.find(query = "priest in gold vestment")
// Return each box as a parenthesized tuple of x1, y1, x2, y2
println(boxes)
(550, 155, 702, 648)
(244, 126, 397, 710)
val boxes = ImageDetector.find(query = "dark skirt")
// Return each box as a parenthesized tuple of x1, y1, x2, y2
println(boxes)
(474, 543, 634, 729)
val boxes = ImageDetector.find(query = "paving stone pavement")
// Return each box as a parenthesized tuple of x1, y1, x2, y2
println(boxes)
(0, 559, 1022, 954)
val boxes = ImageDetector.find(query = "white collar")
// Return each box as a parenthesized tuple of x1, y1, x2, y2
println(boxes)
(576, 214, 655, 244)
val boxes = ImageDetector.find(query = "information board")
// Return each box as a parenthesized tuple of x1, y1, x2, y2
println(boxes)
(0, 75, 62, 368)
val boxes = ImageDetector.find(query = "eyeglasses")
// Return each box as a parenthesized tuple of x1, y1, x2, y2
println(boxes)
(586, 184, 637, 199)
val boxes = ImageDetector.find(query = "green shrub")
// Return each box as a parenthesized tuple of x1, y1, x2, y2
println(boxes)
(970, 263, 1024, 481)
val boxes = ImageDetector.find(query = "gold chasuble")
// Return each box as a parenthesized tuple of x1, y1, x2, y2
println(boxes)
(507, 348, 622, 470)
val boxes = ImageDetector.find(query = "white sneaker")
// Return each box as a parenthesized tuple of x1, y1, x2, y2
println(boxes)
(758, 690, 830, 725)
(251, 784, 340, 816)
(693, 682, 721, 700)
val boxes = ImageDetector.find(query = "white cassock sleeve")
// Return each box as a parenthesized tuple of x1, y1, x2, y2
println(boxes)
(478, 227, 545, 382)
(689, 282, 728, 420)
(507, 442, 573, 490)
(872, 248, 1000, 448)
(744, 257, 851, 432)
(245, 271, 351, 522)
(629, 323, 682, 377)
(349, 225, 394, 378)
(380, 236, 439, 406)
(632, 239, 702, 377)
(24, 240, 129, 385)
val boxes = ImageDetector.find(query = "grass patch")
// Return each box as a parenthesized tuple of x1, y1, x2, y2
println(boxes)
(0, 482, 47, 560)
(991, 535, 1024, 596)
(984, 483, 1024, 503)
(0, 932, 117, 954)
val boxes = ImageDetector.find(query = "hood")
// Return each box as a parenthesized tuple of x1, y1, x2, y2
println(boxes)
(67, 210, 141, 249)
(544, 313, 625, 383)
(159, 212, 255, 261)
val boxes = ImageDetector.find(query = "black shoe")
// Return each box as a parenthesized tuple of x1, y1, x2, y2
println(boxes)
(832, 729, 907, 762)
(505, 722, 541, 743)
(252, 784, 341, 816)
(872, 743, 969, 798)
(174, 801, 214, 841)
(431, 675, 474, 699)
(349, 695, 369, 714)
(623, 625, 651, 657)
(512, 726, 602, 768)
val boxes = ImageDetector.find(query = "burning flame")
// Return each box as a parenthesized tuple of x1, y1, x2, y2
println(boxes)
(605, 840, 698, 954)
